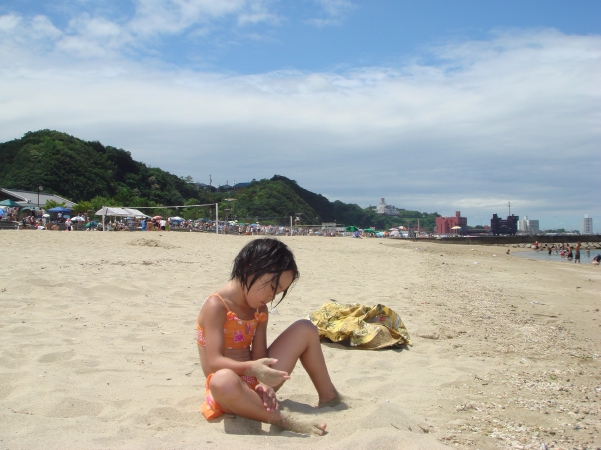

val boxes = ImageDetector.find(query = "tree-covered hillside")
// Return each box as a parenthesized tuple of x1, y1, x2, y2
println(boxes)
(0, 129, 201, 205)
(0, 130, 439, 229)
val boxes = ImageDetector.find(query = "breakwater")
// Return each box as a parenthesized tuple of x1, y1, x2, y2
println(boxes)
(427, 235, 601, 246)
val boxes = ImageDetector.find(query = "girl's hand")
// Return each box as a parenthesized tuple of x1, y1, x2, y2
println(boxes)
(255, 383, 278, 412)
(245, 358, 290, 387)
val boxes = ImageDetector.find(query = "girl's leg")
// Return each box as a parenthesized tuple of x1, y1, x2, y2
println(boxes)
(267, 319, 340, 405)
(209, 368, 326, 435)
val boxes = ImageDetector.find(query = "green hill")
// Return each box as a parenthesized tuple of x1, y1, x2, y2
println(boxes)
(0, 130, 439, 229)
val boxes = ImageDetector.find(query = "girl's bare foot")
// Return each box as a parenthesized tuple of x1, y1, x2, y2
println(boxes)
(318, 389, 344, 408)
(272, 413, 327, 436)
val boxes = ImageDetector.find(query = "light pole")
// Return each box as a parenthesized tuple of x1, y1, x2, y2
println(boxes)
(37, 185, 43, 215)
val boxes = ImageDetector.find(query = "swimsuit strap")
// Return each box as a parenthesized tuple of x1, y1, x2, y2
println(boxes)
(210, 293, 231, 312)
(210, 293, 238, 321)
(209, 292, 267, 322)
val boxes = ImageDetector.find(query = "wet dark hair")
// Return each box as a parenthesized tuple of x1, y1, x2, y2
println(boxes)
(231, 238, 299, 307)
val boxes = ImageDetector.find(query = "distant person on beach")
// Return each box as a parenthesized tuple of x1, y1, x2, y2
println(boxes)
(574, 241, 581, 264)
(592, 254, 601, 265)
(195, 238, 341, 435)
(566, 246, 573, 260)
(506, 249, 510, 254)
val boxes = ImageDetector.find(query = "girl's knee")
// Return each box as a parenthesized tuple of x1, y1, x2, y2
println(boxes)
(209, 369, 240, 396)
(292, 319, 319, 338)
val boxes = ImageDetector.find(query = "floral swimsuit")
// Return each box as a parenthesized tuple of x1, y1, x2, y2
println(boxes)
(197, 293, 267, 419)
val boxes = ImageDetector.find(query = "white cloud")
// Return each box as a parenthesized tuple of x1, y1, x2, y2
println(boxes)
(30, 15, 63, 40)
(0, 13, 21, 31)
(305, 0, 355, 27)
(129, 0, 279, 35)
(0, 22, 599, 228)
(0, 1, 281, 63)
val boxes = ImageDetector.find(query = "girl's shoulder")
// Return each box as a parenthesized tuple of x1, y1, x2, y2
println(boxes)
(198, 294, 229, 326)
(201, 293, 229, 312)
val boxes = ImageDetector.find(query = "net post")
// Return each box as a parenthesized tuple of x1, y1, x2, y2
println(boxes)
(215, 203, 219, 235)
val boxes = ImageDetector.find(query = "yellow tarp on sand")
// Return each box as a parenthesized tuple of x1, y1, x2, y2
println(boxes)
(308, 302, 411, 349)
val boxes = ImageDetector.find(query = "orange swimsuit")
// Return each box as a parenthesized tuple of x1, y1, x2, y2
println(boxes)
(197, 293, 267, 420)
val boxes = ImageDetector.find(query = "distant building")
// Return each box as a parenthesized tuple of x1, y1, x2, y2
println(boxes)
(234, 182, 251, 190)
(517, 216, 540, 234)
(0, 188, 76, 209)
(435, 211, 468, 235)
(491, 214, 518, 236)
(194, 182, 214, 191)
(582, 215, 593, 234)
(375, 198, 399, 216)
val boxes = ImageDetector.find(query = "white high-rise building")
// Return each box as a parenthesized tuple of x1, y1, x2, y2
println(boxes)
(527, 219, 539, 234)
(582, 215, 593, 234)
(518, 216, 539, 234)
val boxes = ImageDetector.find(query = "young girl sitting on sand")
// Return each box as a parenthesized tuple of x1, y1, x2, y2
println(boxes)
(196, 238, 340, 435)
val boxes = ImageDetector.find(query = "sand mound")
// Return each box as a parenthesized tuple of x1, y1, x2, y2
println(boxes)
(127, 238, 177, 248)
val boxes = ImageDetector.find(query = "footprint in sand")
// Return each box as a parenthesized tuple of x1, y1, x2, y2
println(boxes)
(38, 351, 75, 363)
(50, 397, 104, 418)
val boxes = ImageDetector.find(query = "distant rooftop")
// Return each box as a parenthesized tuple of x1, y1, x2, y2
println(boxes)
(0, 188, 76, 208)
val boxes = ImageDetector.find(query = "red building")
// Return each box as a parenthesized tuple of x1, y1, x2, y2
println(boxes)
(435, 211, 468, 235)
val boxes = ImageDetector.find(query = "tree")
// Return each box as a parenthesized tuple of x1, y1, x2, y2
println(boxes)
(73, 201, 92, 215)
(44, 199, 66, 209)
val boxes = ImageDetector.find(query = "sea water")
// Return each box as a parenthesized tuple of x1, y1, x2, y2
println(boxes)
(512, 248, 600, 264)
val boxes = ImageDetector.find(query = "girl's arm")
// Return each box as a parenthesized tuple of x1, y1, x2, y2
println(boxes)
(201, 296, 255, 375)
(250, 306, 269, 360)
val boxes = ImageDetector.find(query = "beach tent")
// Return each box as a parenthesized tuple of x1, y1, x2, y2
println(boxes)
(95, 207, 145, 217)
(47, 206, 72, 213)
(346, 226, 359, 232)
(0, 199, 21, 207)
(95, 207, 149, 231)
(95, 207, 148, 218)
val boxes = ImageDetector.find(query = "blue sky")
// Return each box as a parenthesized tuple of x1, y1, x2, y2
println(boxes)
(0, 0, 600, 230)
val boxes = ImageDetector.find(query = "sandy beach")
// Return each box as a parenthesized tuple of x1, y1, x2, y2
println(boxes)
(1, 231, 600, 450)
